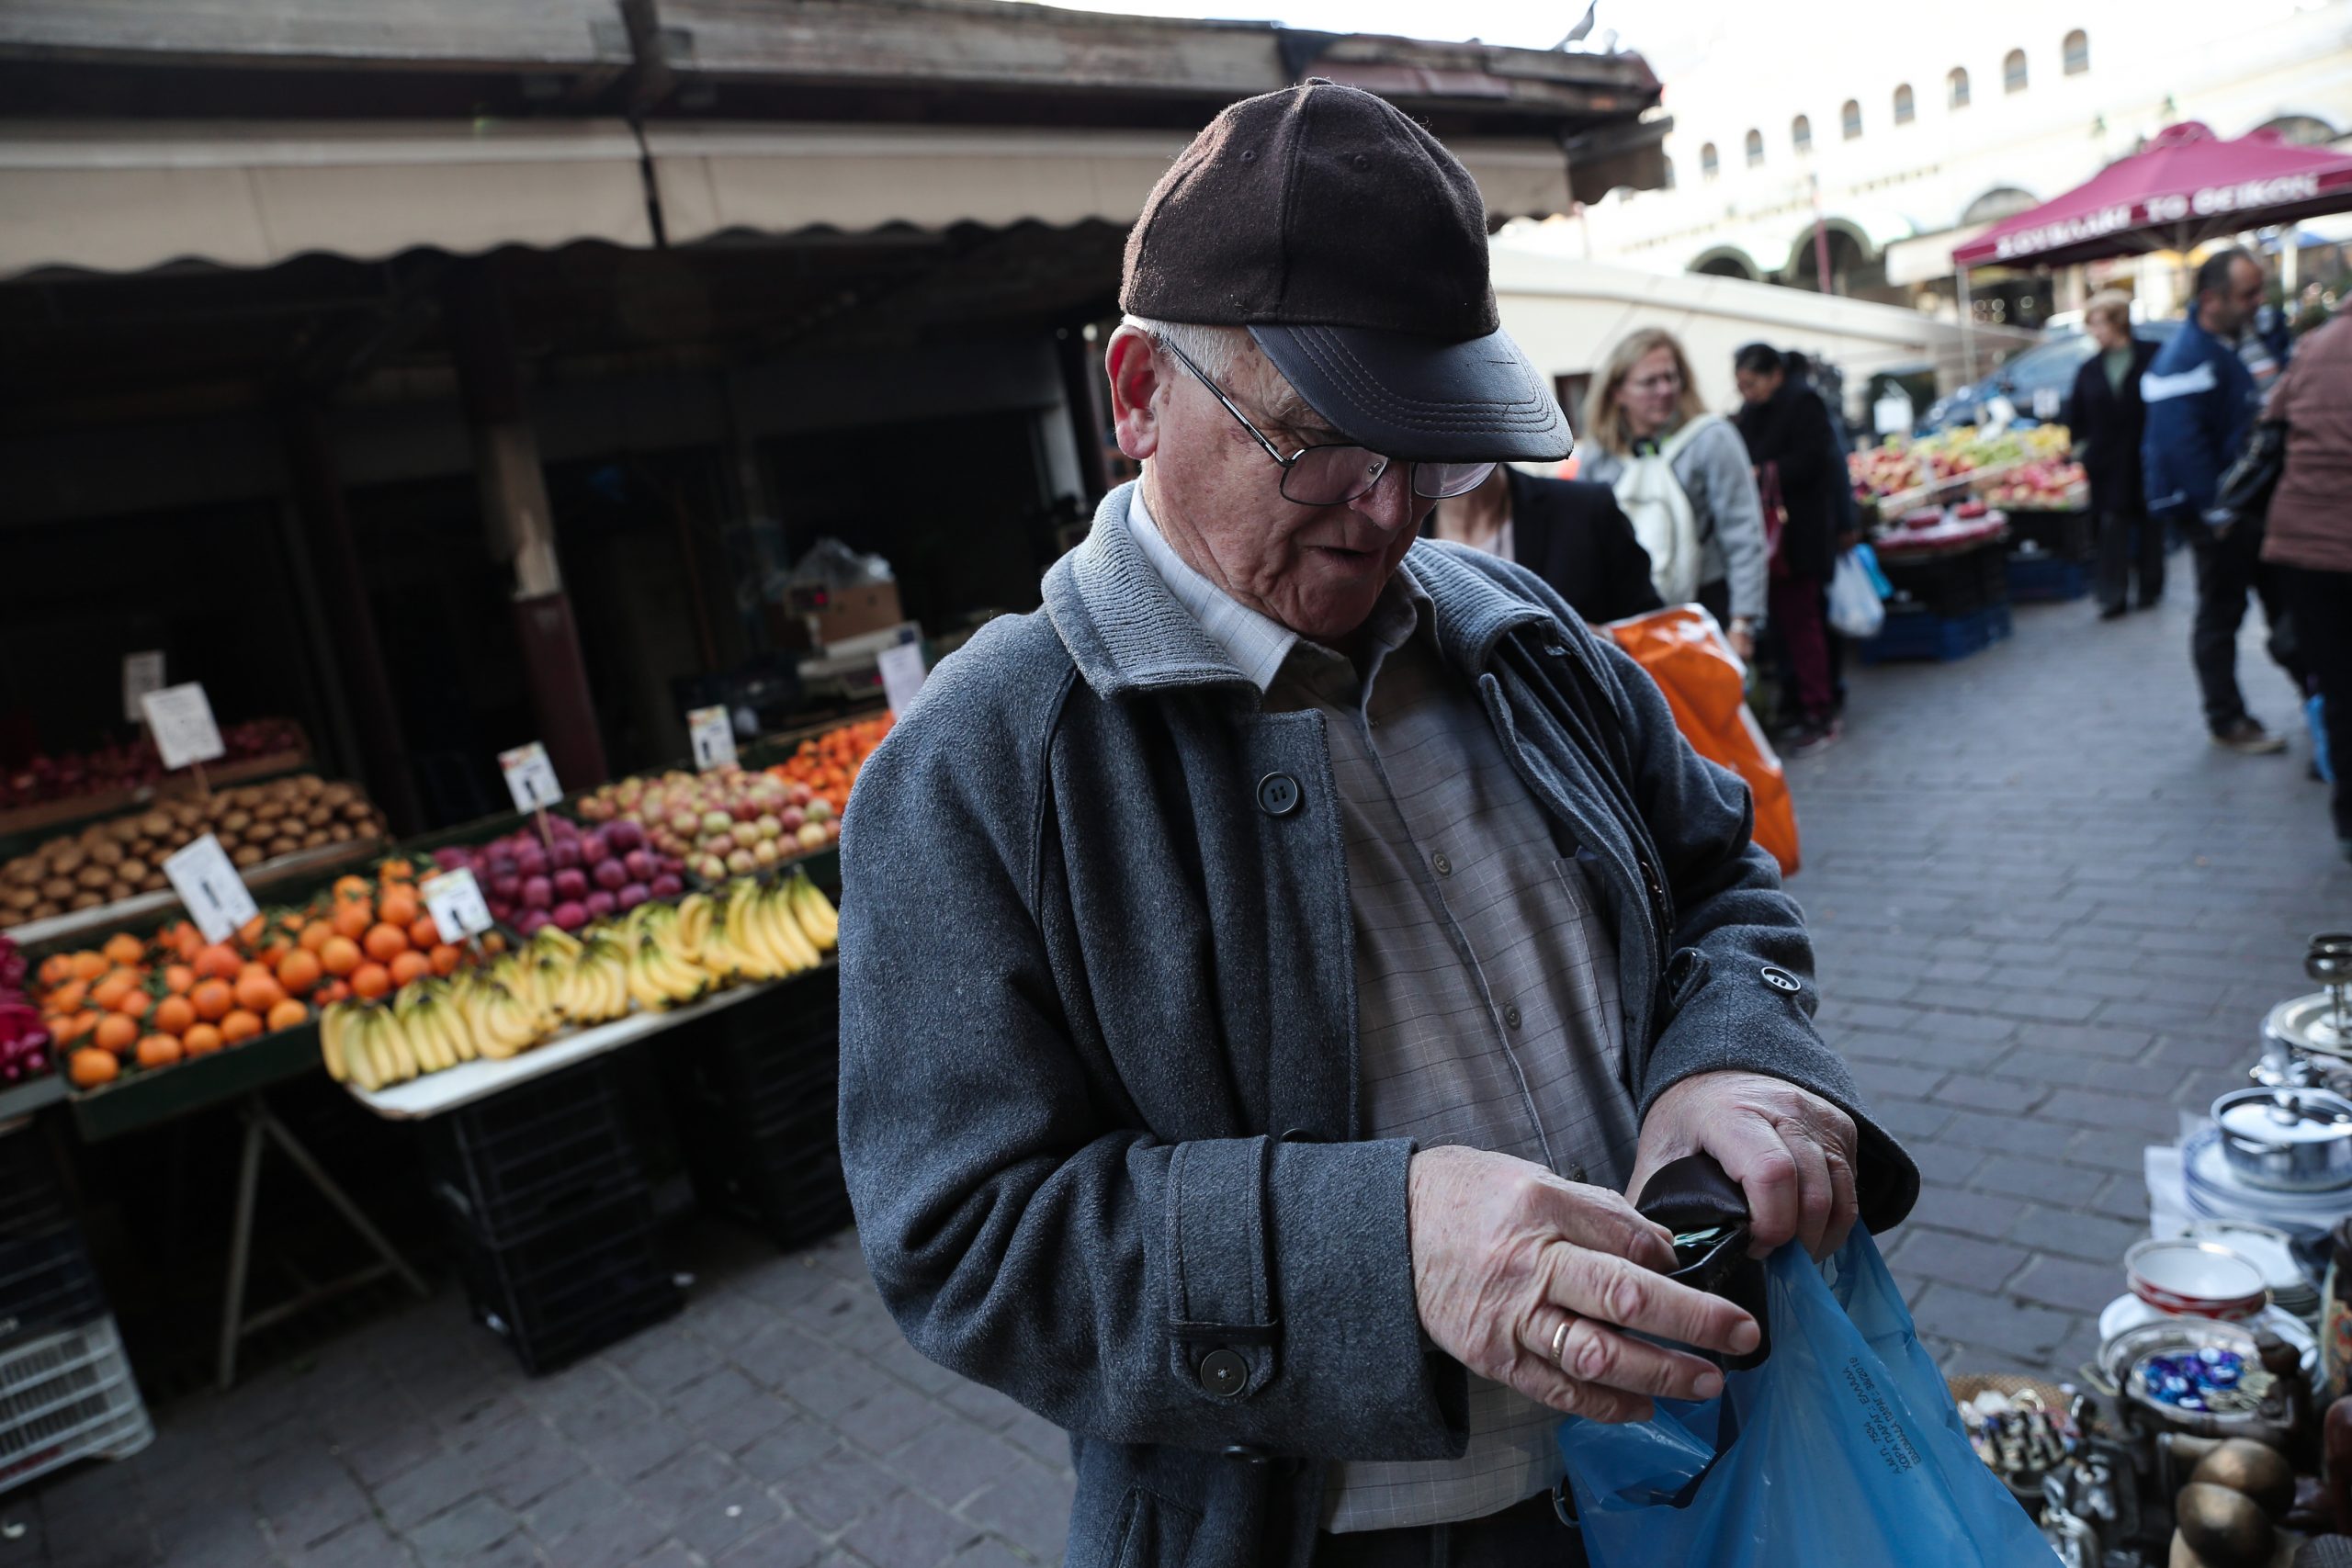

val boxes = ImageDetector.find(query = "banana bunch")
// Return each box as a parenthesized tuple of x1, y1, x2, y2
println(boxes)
(703, 876, 830, 980)
(321, 977, 481, 1091)
(616, 903, 713, 1011)
(453, 971, 555, 1061)
(553, 933, 632, 1025)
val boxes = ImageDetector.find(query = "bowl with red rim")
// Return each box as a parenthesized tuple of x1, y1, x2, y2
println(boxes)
(2125, 1239, 2268, 1321)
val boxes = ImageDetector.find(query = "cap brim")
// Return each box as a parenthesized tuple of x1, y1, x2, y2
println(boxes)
(1249, 322, 1572, 463)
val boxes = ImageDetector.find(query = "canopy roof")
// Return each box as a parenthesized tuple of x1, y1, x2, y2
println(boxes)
(1952, 121, 2352, 269)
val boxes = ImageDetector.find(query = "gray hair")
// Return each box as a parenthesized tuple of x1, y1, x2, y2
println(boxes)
(1123, 314, 1324, 432)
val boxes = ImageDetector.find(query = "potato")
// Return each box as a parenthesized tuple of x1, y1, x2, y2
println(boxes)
(68, 891, 102, 911)
(220, 809, 252, 834)
(339, 800, 372, 822)
(75, 864, 112, 891)
(28, 901, 59, 920)
(109, 817, 142, 843)
(5, 861, 40, 887)
(40, 877, 74, 901)
(140, 874, 165, 893)
(300, 830, 330, 850)
(305, 806, 332, 828)
(3, 886, 36, 910)
(119, 858, 150, 882)
(89, 840, 124, 867)
(266, 838, 297, 858)
(48, 845, 85, 874)
(328, 823, 353, 843)
(231, 845, 263, 868)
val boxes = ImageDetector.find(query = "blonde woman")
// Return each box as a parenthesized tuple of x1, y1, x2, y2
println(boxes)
(1577, 329, 1770, 659)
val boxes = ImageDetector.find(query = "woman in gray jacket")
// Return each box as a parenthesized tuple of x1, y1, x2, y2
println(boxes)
(1577, 329, 1771, 660)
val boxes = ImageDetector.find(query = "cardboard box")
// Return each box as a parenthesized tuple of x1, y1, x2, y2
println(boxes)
(782, 581, 903, 649)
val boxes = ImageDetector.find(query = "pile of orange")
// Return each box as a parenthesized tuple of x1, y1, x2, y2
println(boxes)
(769, 713, 893, 815)
(36, 858, 491, 1090)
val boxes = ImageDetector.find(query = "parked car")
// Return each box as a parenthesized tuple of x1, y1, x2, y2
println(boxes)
(1924, 320, 2180, 431)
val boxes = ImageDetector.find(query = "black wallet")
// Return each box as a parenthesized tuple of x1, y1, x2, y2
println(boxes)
(1634, 1154, 1770, 1370)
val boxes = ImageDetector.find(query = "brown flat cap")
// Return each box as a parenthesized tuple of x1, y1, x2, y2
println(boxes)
(1121, 79, 1570, 463)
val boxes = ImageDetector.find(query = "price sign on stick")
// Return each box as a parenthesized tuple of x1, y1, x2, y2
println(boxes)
(877, 641, 929, 717)
(164, 834, 259, 945)
(498, 743, 563, 813)
(141, 683, 225, 772)
(121, 651, 165, 725)
(420, 868, 495, 942)
(687, 706, 737, 772)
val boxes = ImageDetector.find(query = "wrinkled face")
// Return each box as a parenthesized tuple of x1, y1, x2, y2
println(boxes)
(1734, 365, 1782, 405)
(1106, 326, 1432, 644)
(1614, 346, 1685, 436)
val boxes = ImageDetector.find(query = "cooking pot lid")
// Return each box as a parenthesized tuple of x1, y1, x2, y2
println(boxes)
(2216, 1087, 2352, 1144)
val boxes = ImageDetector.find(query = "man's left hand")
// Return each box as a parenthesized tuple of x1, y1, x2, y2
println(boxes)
(1627, 1071, 1859, 1260)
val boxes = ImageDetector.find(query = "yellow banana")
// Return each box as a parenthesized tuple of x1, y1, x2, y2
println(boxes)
(789, 876, 839, 949)
(344, 1009, 384, 1093)
(757, 886, 822, 973)
(320, 1002, 351, 1083)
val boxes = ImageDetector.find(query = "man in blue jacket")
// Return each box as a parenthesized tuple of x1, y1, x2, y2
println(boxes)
(2142, 247, 2292, 752)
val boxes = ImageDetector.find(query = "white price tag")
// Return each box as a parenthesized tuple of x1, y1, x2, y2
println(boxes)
(122, 651, 165, 725)
(141, 682, 225, 771)
(164, 834, 259, 945)
(687, 705, 738, 772)
(2032, 386, 2064, 421)
(420, 868, 495, 941)
(877, 640, 929, 717)
(498, 742, 563, 812)
(1872, 392, 1915, 436)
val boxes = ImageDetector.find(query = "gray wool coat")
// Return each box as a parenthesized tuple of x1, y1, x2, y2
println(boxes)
(836, 482, 1917, 1568)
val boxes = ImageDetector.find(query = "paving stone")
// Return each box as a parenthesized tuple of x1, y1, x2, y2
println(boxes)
(2010, 1256, 2128, 1317)
(1889, 1232, 2029, 1294)
(2008, 1205, 2143, 1265)
(371, 1445, 487, 1531)
(840, 1493, 986, 1568)
(714, 1517, 827, 1568)
(888, 1420, 1030, 1510)
(668, 1483, 786, 1560)
(734, 1418, 840, 1484)
(958, 1460, 1079, 1563)
(775, 1446, 907, 1533)
(405, 1496, 521, 1565)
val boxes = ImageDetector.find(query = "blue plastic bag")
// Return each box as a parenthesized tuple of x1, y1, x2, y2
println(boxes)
(1557, 1229, 2052, 1566)
(2310, 694, 2334, 784)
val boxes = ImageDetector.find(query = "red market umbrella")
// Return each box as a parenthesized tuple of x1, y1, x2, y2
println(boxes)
(1953, 121, 2352, 269)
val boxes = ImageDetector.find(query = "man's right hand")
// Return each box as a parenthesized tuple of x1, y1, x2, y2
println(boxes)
(1407, 1145, 1760, 1425)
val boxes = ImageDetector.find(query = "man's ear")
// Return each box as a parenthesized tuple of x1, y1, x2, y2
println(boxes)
(1105, 325, 1163, 462)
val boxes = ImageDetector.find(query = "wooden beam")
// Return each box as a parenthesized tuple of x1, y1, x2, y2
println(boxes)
(0, 0, 627, 73)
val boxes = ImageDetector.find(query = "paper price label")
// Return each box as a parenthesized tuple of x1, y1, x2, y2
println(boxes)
(2031, 386, 2064, 421)
(687, 706, 738, 772)
(164, 834, 259, 945)
(121, 651, 165, 725)
(877, 640, 929, 717)
(141, 682, 225, 772)
(421, 868, 495, 941)
(498, 742, 563, 812)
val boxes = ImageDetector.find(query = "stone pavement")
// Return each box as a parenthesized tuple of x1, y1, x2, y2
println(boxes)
(6, 584, 2346, 1567)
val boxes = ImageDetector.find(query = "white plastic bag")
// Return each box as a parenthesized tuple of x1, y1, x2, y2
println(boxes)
(1827, 547, 1886, 639)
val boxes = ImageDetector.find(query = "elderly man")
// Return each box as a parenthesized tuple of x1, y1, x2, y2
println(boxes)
(839, 82, 1915, 1568)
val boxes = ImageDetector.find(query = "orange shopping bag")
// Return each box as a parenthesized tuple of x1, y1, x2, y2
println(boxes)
(1600, 604, 1800, 876)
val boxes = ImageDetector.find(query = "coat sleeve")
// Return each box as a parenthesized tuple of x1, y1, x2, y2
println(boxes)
(1687, 420, 1771, 623)
(1598, 493, 1668, 619)
(836, 650, 1464, 1463)
(2143, 343, 2226, 518)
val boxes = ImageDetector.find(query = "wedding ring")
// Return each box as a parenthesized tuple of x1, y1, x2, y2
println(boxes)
(1551, 1319, 1570, 1369)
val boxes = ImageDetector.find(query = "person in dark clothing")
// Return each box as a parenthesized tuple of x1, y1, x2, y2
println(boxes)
(2260, 310, 2352, 859)
(1733, 343, 1841, 757)
(2143, 246, 2294, 753)
(1427, 464, 1666, 626)
(2069, 290, 2165, 617)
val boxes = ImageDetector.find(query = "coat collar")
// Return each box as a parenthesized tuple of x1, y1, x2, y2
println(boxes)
(1043, 481, 1554, 702)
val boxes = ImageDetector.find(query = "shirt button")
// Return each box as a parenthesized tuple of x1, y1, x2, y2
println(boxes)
(1568, 1164, 1587, 1183)
(1198, 1348, 1249, 1398)
(1431, 852, 1452, 878)
(1503, 1004, 1521, 1030)
(1759, 965, 1802, 994)
(1256, 773, 1301, 817)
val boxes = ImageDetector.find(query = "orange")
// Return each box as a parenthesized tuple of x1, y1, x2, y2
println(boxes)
(333, 874, 371, 902)
(428, 943, 461, 977)
(312, 980, 351, 1006)
(277, 949, 322, 996)
(379, 858, 415, 884)
(66, 951, 106, 982)
(349, 963, 391, 1001)
(319, 935, 362, 977)
(134, 1034, 182, 1070)
(68, 1047, 118, 1088)
(387, 951, 431, 987)
(162, 964, 195, 996)
(100, 932, 142, 967)
(219, 1009, 264, 1043)
(235, 914, 264, 946)
(409, 914, 442, 950)
(89, 976, 137, 1014)
(152, 996, 195, 1036)
(233, 971, 287, 1014)
(331, 899, 374, 941)
(44, 979, 87, 1015)
(189, 977, 233, 1023)
(257, 939, 292, 968)
(193, 945, 242, 982)
(93, 1014, 137, 1055)
(362, 923, 410, 963)
(182, 1023, 223, 1057)
(298, 919, 333, 953)
(379, 888, 420, 929)
(266, 998, 307, 1032)
(481, 932, 507, 955)
(36, 954, 72, 988)
(50, 1011, 97, 1045)
(108, 986, 152, 1020)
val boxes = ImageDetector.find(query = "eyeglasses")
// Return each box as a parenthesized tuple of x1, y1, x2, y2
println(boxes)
(1157, 338, 1496, 506)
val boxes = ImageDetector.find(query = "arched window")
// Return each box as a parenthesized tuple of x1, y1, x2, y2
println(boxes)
(1792, 115, 1813, 153)
(1841, 99, 1863, 140)
(1700, 141, 1720, 179)
(1745, 129, 1765, 167)
(2004, 49, 2029, 93)
(2260, 114, 2336, 146)
(2063, 28, 2089, 74)
(1949, 67, 1972, 108)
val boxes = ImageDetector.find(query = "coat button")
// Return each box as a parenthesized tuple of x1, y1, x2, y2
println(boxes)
(1256, 773, 1301, 817)
(1759, 965, 1801, 994)
(1503, 1004, 1521, 1030)
(1199, 1348, 1249, 1397)
(1431, 852, 1452, 878)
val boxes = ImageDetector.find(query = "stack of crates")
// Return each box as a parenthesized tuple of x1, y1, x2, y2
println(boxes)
(0, 1134, 150, 1494)
(424, 1062, 682, 1375)
(673, 967, 853, 1251)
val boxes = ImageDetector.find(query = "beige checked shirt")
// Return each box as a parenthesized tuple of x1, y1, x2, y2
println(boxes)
(1128, 491, 1640, 1532)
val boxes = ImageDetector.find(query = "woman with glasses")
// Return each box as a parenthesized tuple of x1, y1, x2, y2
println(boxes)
(1575, 330, 1770, 660)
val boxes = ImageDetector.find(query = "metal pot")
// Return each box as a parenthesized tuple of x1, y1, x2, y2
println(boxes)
(2212, 1086, 2352, 1191)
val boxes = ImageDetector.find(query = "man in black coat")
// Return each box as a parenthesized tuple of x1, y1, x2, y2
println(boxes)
(1427, 464, 1667, 626)
(1734, 344, 1843, 755)
(2068, 291, 2165, 617)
